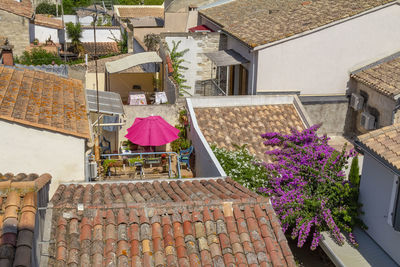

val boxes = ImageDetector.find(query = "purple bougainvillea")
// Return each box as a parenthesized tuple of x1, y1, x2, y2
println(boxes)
(259, 125, 364, 250)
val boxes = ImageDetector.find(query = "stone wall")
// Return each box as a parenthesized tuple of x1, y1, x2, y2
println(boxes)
(350, 80, 397, 135)
(162, 32, 227, 96)
(0, 10, 30, 56)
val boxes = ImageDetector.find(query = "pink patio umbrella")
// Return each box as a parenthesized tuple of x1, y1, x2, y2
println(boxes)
(125, 116, 180, 146)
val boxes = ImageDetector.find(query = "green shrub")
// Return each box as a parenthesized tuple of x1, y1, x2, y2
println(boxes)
(349, 156, 360, 189)
(15, 48, 63, 65)
(171, 138, 191, 153)
(36, 2, 57, 16)
(211, 144, 267, 191)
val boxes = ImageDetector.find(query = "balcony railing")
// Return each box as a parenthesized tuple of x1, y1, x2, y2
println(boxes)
(201, 79, 227, 96)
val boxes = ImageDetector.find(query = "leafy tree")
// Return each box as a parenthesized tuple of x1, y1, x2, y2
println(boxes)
(260, 125, 365, 250)
(66, 22, 84, 56)
(166, 40, 191, 96)
(349, 156, 360, 189)
(116, 0, 163, 4)
(62, 0, 92, 15)
(15, 48, 63, 65)
(144, 33, 160, 52)
(36, 2, 57, 16)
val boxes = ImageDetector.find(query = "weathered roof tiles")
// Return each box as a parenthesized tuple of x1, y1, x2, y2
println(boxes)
(47, 178, 296, 266)
(0, 65, 90, 139)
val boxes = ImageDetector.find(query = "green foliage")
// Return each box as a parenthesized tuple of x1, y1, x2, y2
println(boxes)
(66, 22, 83, 55)
(102, 159, 116, 175)
(36, 2, 57, 16)
(349, 156, 360, 189)
(212, 144, 267, 191)
(171, 138, 191, 153)
(128, 157, 144, 166)
(166, 40, 191, 96)
(144, 34, 160, 51)
(14, 48, 63, 65)
(109, 30, 128, 54)
(62, 0, 91, 15)
(116, 0, 163, 4)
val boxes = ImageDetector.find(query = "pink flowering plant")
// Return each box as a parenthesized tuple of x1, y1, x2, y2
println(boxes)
(259, 125, 365, 250)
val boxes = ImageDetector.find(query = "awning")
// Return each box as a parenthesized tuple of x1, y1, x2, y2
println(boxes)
(205, 49, 249, 67)
(320, 228, 398, 267)
(86, 89, 124, 115)
(105, 51, 162, 73)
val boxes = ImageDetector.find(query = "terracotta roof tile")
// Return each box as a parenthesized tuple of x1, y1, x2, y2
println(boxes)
(82, 42, 120, 56)
(115, 5, 164, 19)
(358, 123, 400, 170)
(0, 0, 33, 18)
(351, 56, 400, 98)
(200, 0, 394, 47)
(33, 14, 63, 29)
(0, 173, 51, 267)
(46, 177, 295, 266)
(0, 65, 90, 139)
(194, 105, 305, 160)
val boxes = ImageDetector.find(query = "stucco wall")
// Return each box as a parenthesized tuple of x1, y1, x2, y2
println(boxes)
(256, 4, 400, 96)
(132, 12, 188, 42)
(0, 10, 30, 56)
(352, 80, 397, 134)
(109, 73, 154, 102)
(30, 24, 61, 43)
(359, 154, 400, 265)
(86, 73, 106, 91)
(164, 33, 226, 95)
(66, 28, 121, 42)
(0, 120, 86, 197)
(303, 101, 349, 135)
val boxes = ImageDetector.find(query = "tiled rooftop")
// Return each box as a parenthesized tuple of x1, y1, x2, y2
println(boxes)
(351, 56, 400, 98)
(33, 14, 63, 29)
(0, 173, 51, 267)
(0, 65, 90, 139)
(194, 105, 305, 159)
(82, 42, 120, 56)
(0, 0, 33, 18)
(84, 53, 144, 73)
(357, 124, 400, 171)
(115, 5, 164, 19)
(200, 0, 394, 47)
(47, 178, 295, 266)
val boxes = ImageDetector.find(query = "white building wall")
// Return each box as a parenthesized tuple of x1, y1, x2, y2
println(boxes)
(0, 120, 86, 197)
(256, 4, 400, 95)
(30, 24, 61, 43)
(66, 28, 121, 42)
(359, 154, 400, 265)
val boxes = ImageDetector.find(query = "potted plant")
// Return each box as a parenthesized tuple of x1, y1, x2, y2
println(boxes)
(179, 109, 188, 126)
(161, 154, 168, 172)
(33, 38, 39, 46)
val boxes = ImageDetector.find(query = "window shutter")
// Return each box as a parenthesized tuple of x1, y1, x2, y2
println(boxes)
(394, 180, 400, 231)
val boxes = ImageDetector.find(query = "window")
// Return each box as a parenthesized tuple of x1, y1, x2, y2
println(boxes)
(392, 176, 400, 231)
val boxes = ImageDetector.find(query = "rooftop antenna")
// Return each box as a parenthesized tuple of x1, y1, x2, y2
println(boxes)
(75, 5, 107, 162)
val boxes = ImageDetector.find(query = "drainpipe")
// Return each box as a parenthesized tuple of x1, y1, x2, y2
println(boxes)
(392, 95, 400, 124)
(251, 51, 257, 95)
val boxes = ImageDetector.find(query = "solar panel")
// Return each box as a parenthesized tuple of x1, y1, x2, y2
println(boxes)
(86, 89, 124, 115)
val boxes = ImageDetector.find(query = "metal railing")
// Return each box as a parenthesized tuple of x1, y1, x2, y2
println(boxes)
(201, 79, 227, 96)
(101, 151, 181, 178)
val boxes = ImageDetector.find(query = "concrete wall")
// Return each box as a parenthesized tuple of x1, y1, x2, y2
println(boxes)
(66, 28, 121, 42)
(109, 73, 154, 103)
(0, 10, 30, 56)
(186, 98, 226, 177)
(132, 12, 188, 42)
(0, 120, 86, 197)
(86, 73, 106, 91)
(164, 32, 226, 95)
(256, 4, 400, 96)
(359, 154, 400, 265)
(351, 80, 397, 134)
(302, 101, 349, 135)
(30, 24, 61, 43)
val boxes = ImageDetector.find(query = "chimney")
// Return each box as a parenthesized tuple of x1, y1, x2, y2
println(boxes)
(1, 39, 14, 66)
